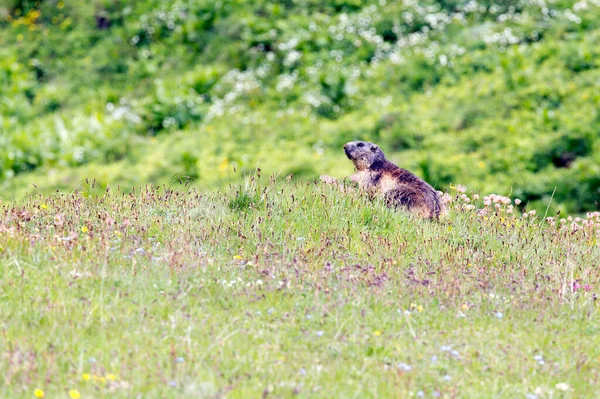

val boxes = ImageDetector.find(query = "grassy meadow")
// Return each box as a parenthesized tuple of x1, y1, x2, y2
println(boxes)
(2, 0, 600, 398)
(1, 174, 600, 398)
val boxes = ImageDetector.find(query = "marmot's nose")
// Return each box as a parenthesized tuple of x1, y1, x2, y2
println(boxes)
(343, 144, 347, 149)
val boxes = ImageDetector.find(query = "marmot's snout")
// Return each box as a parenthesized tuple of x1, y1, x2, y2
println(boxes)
(343, 143, 353, 159)
(343, 141, 366, 160)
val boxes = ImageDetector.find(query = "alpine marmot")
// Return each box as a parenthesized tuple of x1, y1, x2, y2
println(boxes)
(325, 141, 444, 219)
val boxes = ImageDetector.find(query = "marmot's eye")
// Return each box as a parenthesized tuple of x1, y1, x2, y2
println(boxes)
(357, 142, 364, 147)
(371, 146, 378, 152)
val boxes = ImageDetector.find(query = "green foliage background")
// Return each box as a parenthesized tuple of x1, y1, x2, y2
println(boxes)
(1, 0, 600, 214)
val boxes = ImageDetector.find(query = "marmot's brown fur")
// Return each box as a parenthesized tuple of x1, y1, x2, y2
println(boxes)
(342, 141, 443, 219)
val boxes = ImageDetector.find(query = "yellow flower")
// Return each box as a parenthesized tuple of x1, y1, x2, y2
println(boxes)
(81, 226, 88, 233)
(373, 330, 382, 336)
(82, 373, 91, 381)
(417, 305, 423, 313)
(461, 303, 470, 311)
(41, 204, 48, 209)
(233, 255, 243, 260)
(34, 389, 45, 398)
(105, 373, 117, 381)
(219, 157, 229, 172)
(68, 390, 81, 399)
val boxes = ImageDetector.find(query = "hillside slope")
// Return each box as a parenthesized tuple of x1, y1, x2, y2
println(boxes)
(1, 177, 599, 397)
(1, 0, 600, 213)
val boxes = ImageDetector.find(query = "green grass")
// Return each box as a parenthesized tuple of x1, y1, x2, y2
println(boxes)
(1, 175, 599, 398)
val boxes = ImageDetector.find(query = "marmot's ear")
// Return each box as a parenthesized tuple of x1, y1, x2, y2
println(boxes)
(371, 145, 378, 152)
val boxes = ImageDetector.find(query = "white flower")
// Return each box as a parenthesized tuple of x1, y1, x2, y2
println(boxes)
(555, 383, 569, 391)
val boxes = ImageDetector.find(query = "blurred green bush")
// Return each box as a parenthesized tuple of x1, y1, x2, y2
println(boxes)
(1, 0, 599, 213)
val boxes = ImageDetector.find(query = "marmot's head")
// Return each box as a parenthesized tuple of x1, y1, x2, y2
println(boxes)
(344, 141, 386, 171)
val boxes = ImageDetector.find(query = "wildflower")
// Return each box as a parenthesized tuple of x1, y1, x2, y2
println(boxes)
(106, 373, 117, 380)
(555, 383, 569, 391)
(514, 198, 521, 205)
(440, 193, 453, 204)
(397, 362, 412, 371)
(233, 255, 243, 260)
(495, 312, 503, 319)
(41, 204, 48, 210)
(461, 303, 469, 311)
(316, 330, 324, 337)
(82, 373, 91, 381)
(81, 226, 88, 233)
(373, 330, 382, 336)
(68, 390, 81, 399)
(34, 389, 45, 398)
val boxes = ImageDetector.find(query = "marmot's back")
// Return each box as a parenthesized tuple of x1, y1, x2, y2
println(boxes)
(344, 141, 444, 219)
